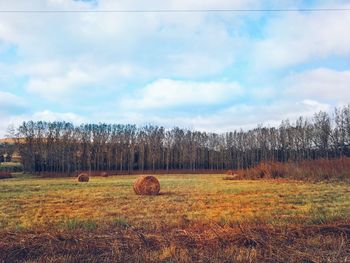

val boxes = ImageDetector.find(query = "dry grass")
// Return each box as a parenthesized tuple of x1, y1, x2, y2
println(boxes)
(35, 170, 229, 178)
(1, 222, 349, 262)
(238, 157, 350, 181)
(223, 173, 242, 180)
(100, 172, 109, 177)
(0, 174, 349, 262)
(0, 171, 12, 180)
(0, 174, 349, 230)
(226, 169, 234, 175)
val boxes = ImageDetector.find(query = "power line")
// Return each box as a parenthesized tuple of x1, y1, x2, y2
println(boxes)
(0, 8, 350, 13)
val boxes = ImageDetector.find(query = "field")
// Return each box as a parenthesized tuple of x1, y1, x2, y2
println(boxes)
(1, 174, 350, 262)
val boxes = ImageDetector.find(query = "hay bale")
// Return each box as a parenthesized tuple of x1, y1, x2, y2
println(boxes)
(133, 175, 160, 195)
(100, 172, 109, 177)
(77, 173, 89, 182)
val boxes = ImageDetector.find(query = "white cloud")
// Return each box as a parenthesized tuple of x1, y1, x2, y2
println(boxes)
(26, 68, 92, 99)
(286, 68, 350, 102)
(0, 0, 258, 86)
(0, 110, 85, 137)
(0, 0, 259, 136)
(17, 61, 64, 77)
(0, 98, 330, 137)
(0, 0, 349, 137)
(187, 100, 331, 132)
(0, 91, 27, 113)
(253, 5, 350, 70)
(23, 60, 137, 100)
(249, 86, 276, 100)
(31, 110, 85, 123)
(105, 99, 331, 133)
(121, 79, 244, 109)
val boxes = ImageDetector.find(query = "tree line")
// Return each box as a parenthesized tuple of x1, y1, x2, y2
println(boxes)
(9, 105, 350, 174)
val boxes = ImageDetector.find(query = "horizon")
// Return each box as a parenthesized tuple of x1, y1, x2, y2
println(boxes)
(0, 102, 346, 140)
(1, 0, 350, 137)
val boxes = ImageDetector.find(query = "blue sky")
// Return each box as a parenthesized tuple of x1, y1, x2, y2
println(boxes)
(1, 0, 350, 136)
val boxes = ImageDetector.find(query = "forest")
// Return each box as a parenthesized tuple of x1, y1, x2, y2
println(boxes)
(6, 105, 350, 174)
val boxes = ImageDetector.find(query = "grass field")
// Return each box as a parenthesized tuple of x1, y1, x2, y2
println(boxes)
(0, 162, 20, 168)
(1, 174, 350, 262)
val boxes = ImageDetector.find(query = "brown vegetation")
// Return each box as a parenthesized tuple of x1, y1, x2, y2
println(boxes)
(238, 157, 350, 181)
(77, 173, 89, 182)
(34, 169, 229, 178)
(0, 222, 348, 262)
(0, 171, 12, 179)
(100, 172, 109, 177)
(223, 173, 242, 180)
(133, 175, 160, 195)
(226, 169, 234, 175)
(1, 173, 349, 262)
(0, 138, 18, 144)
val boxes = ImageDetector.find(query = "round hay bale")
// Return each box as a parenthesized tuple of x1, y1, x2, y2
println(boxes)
(100, 172, 109, 177)
(78, 173, 89, 182)
(133, 175, 160, 195)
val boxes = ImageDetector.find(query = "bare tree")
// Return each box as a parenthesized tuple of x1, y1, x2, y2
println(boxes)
(11, 105, 350, 174)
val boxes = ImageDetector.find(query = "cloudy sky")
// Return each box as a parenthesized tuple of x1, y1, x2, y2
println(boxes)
(0, 0, 350, 136)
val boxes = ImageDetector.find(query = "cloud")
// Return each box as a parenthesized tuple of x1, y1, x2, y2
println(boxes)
(26, 68, 91, 100)
(0, 0, 259, 136)
(0, 110, 85, 137)
(30, 110, 85, 123)
(0, 91, 27, 114)
(0, 0, 258, 83)
(107, 99, 331, 133)
(0, 90, 85, 136)
(253, 4, 350, 70)
(23, 60, 136, 100)
(286, 68, 350, 102)
(0, 1, 251, 111)
(184, 100, 331, 132)
(249, 86, 276, 100)
(0, 0, 349, 137)
(121, 79, 244, 110)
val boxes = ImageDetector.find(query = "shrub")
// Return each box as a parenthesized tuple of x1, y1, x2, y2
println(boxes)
(223, 174, 242, 180)
(226, 170, 234, 175)
(0, 171, 12, 180)
(238, 157, 350, 181)
(100, 172, 109, 177)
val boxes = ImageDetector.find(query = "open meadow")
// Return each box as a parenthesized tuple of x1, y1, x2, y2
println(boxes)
(1, 174, 349, 262)
(2, 1, 350, 262)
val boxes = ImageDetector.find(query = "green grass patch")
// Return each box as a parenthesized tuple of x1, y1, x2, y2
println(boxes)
(60, 218, 98, 231)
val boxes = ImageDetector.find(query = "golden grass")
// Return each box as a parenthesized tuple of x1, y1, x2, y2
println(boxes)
(0, 174, 349, 230)
(0, 174, 349, 262)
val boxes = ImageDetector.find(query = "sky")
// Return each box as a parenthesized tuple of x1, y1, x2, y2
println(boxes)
(0, 0, 350, 136)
